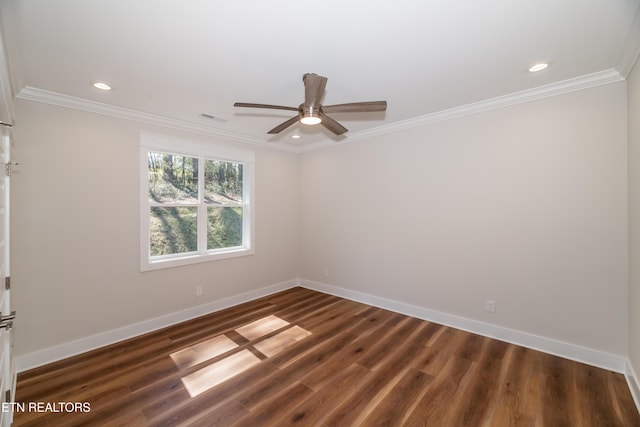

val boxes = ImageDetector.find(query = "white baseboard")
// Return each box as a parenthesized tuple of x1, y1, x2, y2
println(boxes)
(299, 278, 627, 374)
(16, 277, 628, 378)
(15, 279, 298, 373)
(626, 359, 640, 414)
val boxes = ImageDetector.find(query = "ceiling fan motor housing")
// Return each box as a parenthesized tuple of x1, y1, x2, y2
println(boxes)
(301, 103, 321, 123)
(234, 73, 387, 135)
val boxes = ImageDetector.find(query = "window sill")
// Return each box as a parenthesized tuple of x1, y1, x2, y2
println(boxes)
(140, 247, 254, 272)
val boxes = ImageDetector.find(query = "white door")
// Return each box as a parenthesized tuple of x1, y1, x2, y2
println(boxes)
(0, 126, 13, 427)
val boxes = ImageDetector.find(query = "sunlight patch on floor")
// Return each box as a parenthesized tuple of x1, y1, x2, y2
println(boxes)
(170, 334, 238, 369)
(177, 315, 313, 398)
(253, 325, 312, 357)
(181, 349, 261, 398)
(235, 315, 290, 340)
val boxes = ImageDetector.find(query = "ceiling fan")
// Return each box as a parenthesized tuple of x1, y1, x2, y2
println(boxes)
(234, 73, 387, 135)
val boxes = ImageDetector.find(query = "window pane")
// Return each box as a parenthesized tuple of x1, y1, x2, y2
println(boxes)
(208, 207, 243, 249)
(204, 160, 243, 205)
(148, 152, 198, 203)
(150, 207, 197, 256)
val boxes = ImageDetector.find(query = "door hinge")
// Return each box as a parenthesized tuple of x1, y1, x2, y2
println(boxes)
(0, 311, 15, 323)
(4, 389, 10, 404)
(4, 162, 18, 177)
(4, 276, 9, 290)
(0, 320, 12, 331)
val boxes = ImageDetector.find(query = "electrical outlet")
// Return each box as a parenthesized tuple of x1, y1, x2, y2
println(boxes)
(196, 286, 203, 296)
(486, 299, 495, 313)
(323, 268, 329, 277)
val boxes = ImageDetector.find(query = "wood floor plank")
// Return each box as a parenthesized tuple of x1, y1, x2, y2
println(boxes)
(235, 330, 357, 411)
(169, 333, 239, 370)
(321, 320, 442, 426)
(608, 372, 640, 426)
(404, 356, 475, 425)
(361, 367, 434, 426)
(455, 330, 488, 362)
(179, 399, 248, 427)
(234, 314, 290, 341)
(269, 316, 366, 370)
(148, 303, 363, 426)
(283, 362, 371, 425)
(15, 353, 120, 402)
(488, 403, 536, 427)
(101, 411, 149, 427)
(300, 309, 404, 391)
(230, 381, 314, 426)
(180, 349, 262, 398)
(12, 287, 640, 427)
(142, 361, 279, 426)
(252, 325, 312, 357)
(272, 292, 341, 321)
(166, 305, 277, 346)
(573, 362, 626, 427)
(356, 316, 424, 370)
(516, 346, 545, 422)
(486, 345, 536, 426)
(446, 339, 509, 426)
(541, 352, 574, 426)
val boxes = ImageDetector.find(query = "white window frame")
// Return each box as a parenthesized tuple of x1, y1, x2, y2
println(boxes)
(140, 133, 255, 271)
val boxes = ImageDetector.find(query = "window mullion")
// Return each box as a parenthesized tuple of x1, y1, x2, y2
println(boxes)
(197, 157, 207, 254)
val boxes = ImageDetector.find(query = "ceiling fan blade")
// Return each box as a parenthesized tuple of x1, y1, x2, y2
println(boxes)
(321, 101, 387, 113)
(303, 73, 327, 108)
(234, 102, 299, 112)
(267, 115, 300, 134)
(320, 113, 348, 135)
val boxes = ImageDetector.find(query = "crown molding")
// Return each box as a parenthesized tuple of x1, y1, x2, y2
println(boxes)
(17, 68, 624, 154)
(15, 87, 300, 153)
(298, 68, 625, 152)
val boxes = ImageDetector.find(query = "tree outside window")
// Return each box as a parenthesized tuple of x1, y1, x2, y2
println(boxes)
(140, 134, 254, 271)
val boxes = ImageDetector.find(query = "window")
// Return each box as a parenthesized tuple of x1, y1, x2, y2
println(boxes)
(140, 134, 254, 271)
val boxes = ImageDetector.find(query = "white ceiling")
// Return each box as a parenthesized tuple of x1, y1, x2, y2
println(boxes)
(1, 0, 639, 151)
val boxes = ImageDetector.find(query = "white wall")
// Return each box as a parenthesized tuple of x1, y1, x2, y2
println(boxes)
(10, 79, 632, 368)
(629, 55, 640, 383)
(11, 99, 300, 357)
(300, 82, 629, 356)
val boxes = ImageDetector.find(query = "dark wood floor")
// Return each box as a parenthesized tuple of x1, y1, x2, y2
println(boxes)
(13, 287, 640, 426)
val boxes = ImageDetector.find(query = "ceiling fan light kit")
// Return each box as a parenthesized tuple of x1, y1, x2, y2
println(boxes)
(300, 115, 322, 125)
(234, 73, 387, 136)
(300, 104, 322, 125)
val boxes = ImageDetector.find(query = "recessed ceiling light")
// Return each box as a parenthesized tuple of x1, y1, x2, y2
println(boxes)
(528, 62, 550, 73)
(292, 135, 301, 139)
(93, 82, 111, 91)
